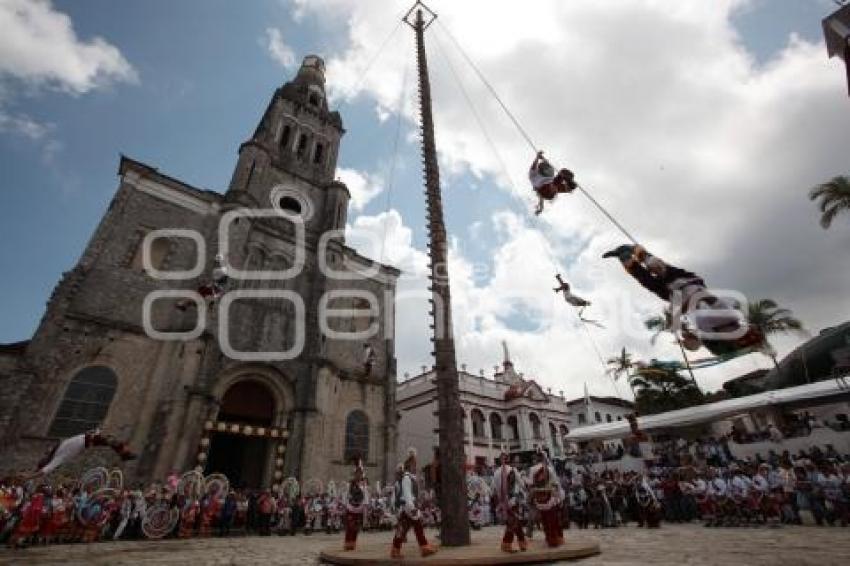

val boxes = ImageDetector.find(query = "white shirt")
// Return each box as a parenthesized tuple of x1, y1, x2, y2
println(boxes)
(709, 477, 727, 497)
(730, 475, 749, 498)
(528, 168, 555, 189)
(752, 474, 769, 493)
(40, 433, 87, 474)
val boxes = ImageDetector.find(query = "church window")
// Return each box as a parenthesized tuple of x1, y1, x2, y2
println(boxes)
(48, 366, 117, 438)
(296, 133, 308, 160)
(278, 196, 302, 216)
(606, 414, 612, 423)
(578, 414, 587, 425)
(313, 142, 324, 165)
(594, 411, 601, 422)
(308, 93, 320, 107)
(344, 410, 369, 463)
(280, 125, 291, 150)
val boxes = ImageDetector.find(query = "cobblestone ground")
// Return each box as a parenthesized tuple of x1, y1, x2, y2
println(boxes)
(1, 524, 849, 566)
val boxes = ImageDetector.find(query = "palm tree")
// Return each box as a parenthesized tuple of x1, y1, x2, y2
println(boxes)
(606, 347, 635, 395)
(809, 175, 850, 229)
(645, 308, 674, 346)
(747, 298, 806, 369)
(628, 365, 703, 416)
(644, 309, 698, 388)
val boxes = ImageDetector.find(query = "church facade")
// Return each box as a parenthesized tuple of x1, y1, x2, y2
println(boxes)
(0, 56, 400, 488)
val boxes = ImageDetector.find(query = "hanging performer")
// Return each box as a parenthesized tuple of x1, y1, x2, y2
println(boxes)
(554, 274, 605, 328)
(527, 449, 564, 547)
(493, 452, 527, 553)
(343, 457, 369, 551)
(553, 274, 590, 308)
(362, 343, 377, 377)
(529, 151, 577, 215)
(176, 254, 229, 311)
(25, 429, 135, 480)
(602, 244, 764, 355)
(391, 449, 437, 559)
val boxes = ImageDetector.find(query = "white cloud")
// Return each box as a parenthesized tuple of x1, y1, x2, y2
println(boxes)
(264, 27, 297, 69)
(0, 110, 50, 139)
(0, 0, 137, 93)
(337, 167, 386, 211)
(303, 0, 850, 399)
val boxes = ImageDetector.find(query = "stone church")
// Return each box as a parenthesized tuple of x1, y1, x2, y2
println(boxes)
(0, 56, 400, 488)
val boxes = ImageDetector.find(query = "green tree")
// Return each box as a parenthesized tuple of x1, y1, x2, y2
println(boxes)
(746, 299, 806, 368)
(606, 347, 635, 395)
(629, 366, 704, 416)
(809, 175, 850, 229)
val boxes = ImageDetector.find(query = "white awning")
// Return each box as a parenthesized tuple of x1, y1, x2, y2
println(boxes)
(565, 380, 850, 442)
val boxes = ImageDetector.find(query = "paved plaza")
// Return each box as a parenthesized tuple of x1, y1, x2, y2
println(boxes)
(1, 524, 849, 565)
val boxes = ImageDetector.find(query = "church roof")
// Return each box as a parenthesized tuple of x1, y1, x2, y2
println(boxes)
(118, 155, 224, 202)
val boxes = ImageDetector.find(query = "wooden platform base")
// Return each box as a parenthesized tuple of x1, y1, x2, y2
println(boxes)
(319, 538, 600, 565)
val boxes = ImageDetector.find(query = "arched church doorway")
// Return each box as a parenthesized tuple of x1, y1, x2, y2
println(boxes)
(205, 380, 277, 489)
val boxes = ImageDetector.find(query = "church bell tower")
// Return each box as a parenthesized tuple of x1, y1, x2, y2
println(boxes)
(226, 55, 350, 236)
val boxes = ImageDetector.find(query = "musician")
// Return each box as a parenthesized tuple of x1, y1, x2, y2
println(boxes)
(391, 449, 437, 559)
(493, 451, 527, 553)
(343, 457, 369, 551)
(528, 449, 564, 546)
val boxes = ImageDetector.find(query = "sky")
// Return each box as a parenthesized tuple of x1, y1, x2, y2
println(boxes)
(1, 0, 849, 401)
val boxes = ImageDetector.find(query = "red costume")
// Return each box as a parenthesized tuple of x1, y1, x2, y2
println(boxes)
(391, 450, 437, 559)
(493, 454, 527, 553)
(529, 452, 564, 547)
(343, 459, 369, 551)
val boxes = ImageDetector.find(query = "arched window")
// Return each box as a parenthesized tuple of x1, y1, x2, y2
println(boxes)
(471, 409, 486, 439)
(530, 413, 543, 439)
(48, 366, 117, 438)
(295, 133, 308, 160)
(280, 124, 291, 150)
(507, 415, 519, 440)
(578, 414, 587, 425)
(490, 413, 503, 440)
(313, 142, 324, 165)
(344, 410, 369, 463)
(594, 411, 602, 423)
(606, 414, 612, 423)
(549, 422, 559, 445)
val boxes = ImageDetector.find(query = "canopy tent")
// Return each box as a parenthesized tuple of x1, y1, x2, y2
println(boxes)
(565, 380, 850, 442)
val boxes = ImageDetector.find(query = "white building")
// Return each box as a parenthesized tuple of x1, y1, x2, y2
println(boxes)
(396, 344, 573, 469)
(566, 393, 634, 428)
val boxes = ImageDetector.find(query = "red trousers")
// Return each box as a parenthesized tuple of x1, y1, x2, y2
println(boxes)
(392, 511, 428, 550)
(344, 511, 362, 544)
(539, 507, 563, 547)
(501, 506, 526, 545)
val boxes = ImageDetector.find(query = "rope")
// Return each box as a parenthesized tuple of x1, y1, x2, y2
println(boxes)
(431, 26, 520, 196)
(378, 59, 411, 265)
(435, 19, 639, 246)
(437, 20, 538, 154)
(349, 19, 404, 97)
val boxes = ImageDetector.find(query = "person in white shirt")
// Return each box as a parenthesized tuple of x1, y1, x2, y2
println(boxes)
(493, 452, 527, 553)
(528, 151, 577, 215)
(390, 449, 436, 559)
(28, 429, 135, 479)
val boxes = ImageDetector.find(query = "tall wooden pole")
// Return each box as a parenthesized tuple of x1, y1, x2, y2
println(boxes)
(405, 1, 470, 546)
